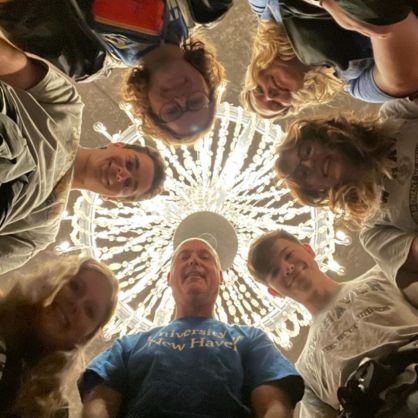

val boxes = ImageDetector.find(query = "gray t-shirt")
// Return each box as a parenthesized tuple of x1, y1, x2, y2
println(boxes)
(297, 267, 418, 416)
(0, 63, 83, 274)
(360, 97, 418, 305)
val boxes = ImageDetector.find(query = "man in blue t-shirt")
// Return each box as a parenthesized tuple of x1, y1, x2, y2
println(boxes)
(79, 238, 304, 418)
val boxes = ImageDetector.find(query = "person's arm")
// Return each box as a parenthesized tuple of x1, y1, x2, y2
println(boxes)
(0, 230, 54, 275)
(0, 36, 47, 90)
(360, 224, 417, 289)
(304, 1, 418, 97)
(251, 383, 294, 418)
(370, 12, 418, 97)
(81, 383, 122, 418)
(299, 386, 338, 418)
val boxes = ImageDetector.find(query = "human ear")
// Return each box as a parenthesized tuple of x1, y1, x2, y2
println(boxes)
(302, 243, 316, 257)
(268, 287, 283, 298)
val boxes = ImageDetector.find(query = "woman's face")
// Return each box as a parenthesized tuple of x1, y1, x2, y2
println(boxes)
(35, 268, 114, 351)
(252, 58, 308, 116)
(280, 139, 360, 194)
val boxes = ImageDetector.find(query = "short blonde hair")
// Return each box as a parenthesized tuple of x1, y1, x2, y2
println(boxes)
(123, 35, 225, 146)
(275, 115, 396, 225)
(241, 20, 344, 120)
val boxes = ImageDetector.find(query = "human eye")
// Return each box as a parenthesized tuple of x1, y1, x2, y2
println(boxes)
(188, 93, 207, 110)
(85, 303, 96, 320)
(161, 102, 181, 121)
(69, 279, 81, 294)
(200, 251, 210, 260)
(126, 157, 135, 171)
(299, 142, 313, 159)
(284, 251, 293, 260)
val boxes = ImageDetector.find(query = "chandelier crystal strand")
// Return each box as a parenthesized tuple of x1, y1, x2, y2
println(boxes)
(70, 102, 348, 348)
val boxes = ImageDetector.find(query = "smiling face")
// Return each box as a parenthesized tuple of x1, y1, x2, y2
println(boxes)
(147, 59, 214, 138)
(265, 239, 323, 303)
(35, 267, 114, 351)
(279, 139, 358, 196)
(251, 58, 308, 116)
(85, 143, 155, 199)
(168, 239, 223, 311)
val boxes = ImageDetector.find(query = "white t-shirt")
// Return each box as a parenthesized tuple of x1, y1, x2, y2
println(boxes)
(0, 63, 83, 274)
(296, 267, 418, 416)
(360, 97, 418, 305)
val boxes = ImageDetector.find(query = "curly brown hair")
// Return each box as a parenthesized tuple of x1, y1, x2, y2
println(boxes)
(241, 20, 344, 120)
(275, 115, 396, 225)
(123, 35, 225, 146)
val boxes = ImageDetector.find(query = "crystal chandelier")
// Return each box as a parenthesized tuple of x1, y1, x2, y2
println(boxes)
(69, 102, 350, 349)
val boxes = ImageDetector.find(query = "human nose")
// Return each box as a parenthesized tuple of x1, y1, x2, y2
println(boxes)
(187, 253, 200, 265)
(283, 261, 294, 277)
(116, 166, 129, 182)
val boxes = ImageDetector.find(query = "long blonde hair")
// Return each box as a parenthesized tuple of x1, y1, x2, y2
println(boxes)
(241, 20, 344, 119)
(0, 252, 119, 418)
(275, 115, 396, 225)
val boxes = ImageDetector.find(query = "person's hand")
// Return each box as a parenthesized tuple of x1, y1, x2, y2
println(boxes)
(303, 0, 392, 38)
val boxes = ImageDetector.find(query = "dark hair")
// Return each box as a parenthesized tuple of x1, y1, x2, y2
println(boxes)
(247, 230, 301, 284)
(118, 143, 166, 202)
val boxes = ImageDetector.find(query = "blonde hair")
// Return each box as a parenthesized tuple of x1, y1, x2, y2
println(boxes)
(123, 34, 225, 146)
(241, 20, 344, 119)
(0, 252, 119, 418)
(275, 115, 396, 225)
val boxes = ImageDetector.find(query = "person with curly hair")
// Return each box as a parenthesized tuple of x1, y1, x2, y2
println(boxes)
(242, 0, 418, 119)
(274, 95, 418, 306)
(0, 252, 119, 418)
(0, 37, 166, 275)
(0, 0, 229, 144)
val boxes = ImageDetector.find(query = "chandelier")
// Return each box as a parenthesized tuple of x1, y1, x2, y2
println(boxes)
(69, 102, 350, 349)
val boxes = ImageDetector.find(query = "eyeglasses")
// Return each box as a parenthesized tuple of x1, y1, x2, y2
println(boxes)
(158, 91, 213, 124)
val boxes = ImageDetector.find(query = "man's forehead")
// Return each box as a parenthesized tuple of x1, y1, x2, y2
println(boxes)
(175, 238, 216, 255)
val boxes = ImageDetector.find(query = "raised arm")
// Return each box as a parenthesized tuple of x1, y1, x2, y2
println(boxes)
(251, 383, 295, 418)
(308, 1, 418, 97)
(0, 36, 47, 89)
(360, 224, 418, 306)
(81, 383, 122, 418)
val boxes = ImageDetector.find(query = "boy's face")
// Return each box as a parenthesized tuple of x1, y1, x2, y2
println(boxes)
(84, 143, 155, 200)
(264, 238, 323, 302)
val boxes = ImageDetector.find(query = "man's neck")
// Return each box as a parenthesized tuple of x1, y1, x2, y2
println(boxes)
(304, 275, 341, 316)
(174, 303, 214, 320)
(72, 147, 89, 190)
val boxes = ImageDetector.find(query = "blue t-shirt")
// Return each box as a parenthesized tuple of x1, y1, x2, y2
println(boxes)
(79, 317, 303, 418)
(94, 0, 192, 66)
(247, 0, 395, 103)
